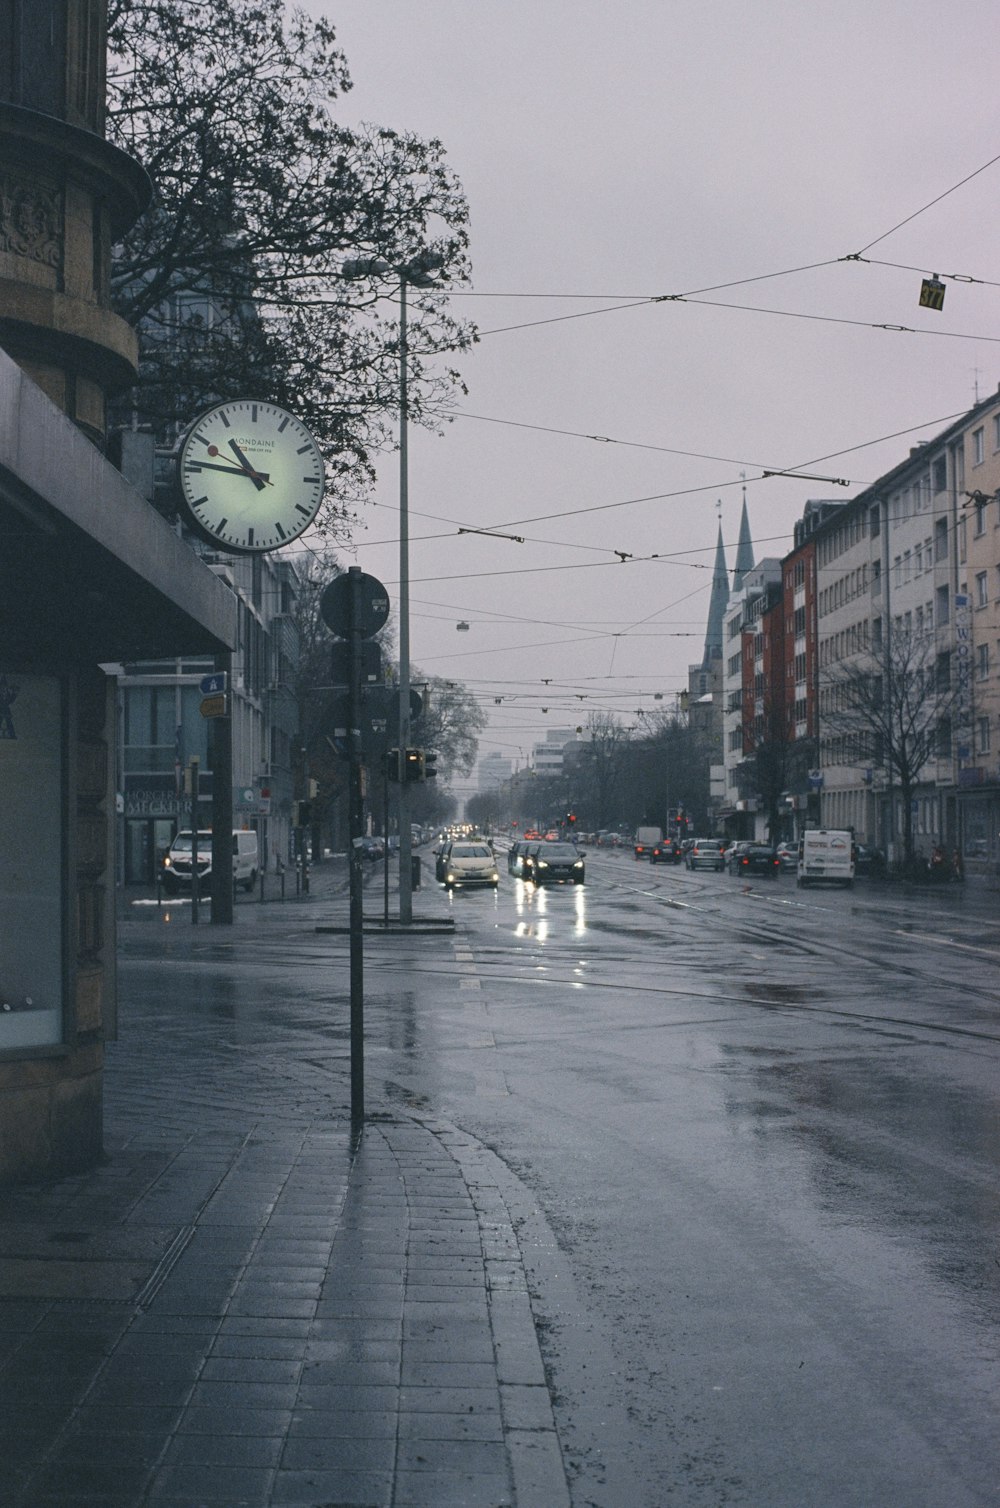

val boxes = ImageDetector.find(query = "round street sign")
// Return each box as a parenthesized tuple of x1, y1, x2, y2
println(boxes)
(320, 571, 390, 640)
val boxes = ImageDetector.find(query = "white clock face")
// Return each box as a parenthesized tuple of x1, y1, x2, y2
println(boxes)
(178, 400, 325, 552)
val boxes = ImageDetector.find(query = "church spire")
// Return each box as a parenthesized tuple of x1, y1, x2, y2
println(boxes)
(702, 510, 729, 668)
(732, 484, 754, 592)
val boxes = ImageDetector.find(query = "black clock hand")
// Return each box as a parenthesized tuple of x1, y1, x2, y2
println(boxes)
(188, 460, 271, 482)
(228, 439, 270, 491)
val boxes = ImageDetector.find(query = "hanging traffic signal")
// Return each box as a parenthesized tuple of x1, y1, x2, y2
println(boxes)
(422, 750, 438, 781)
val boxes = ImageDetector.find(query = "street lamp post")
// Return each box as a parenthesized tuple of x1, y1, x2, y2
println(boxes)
(343, 250, 444, 924)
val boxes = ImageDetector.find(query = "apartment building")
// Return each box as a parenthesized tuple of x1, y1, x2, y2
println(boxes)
(958, 399, 1000, 862)
(811, 389, 1000, 867)
(118, 549, 302, 882)
(720, 559, 782, 834)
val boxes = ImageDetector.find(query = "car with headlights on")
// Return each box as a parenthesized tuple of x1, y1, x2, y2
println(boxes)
(521, 842, 585, 885)
(440, 842, 499, 890)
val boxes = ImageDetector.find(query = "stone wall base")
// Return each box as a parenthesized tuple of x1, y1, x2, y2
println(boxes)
(0, 1043, 103, 1184)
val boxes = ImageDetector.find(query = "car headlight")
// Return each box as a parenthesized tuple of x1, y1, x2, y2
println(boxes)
(490, 871, 498, 880)
(538, 860, 549, 868)
(573, 860, 583, 868)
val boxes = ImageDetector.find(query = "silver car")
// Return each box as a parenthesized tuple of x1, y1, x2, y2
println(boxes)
(685, 838, 727, 871)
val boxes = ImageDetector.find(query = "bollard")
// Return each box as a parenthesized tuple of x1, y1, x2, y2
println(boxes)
(411, 854, 422, 891)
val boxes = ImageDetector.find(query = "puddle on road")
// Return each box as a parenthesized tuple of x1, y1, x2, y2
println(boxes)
(740, 981, 816, 1005)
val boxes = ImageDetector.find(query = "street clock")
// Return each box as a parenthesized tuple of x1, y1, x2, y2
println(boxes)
(177, 400, 324, 553)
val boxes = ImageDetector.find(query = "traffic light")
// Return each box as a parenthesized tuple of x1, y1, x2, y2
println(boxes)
(422, 750, 438, 781)
(565, 811, 576, 825)
(387, 748, 401, 782)
(294, 800, 312, 828)
(402, 748, 421, 783)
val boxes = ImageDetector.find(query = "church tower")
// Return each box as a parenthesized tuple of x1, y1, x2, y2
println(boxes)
(733, 487, 755, 593)
(701, 518, 730, 669)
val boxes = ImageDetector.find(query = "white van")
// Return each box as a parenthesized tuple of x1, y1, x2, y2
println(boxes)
(162, 829, 259, 893)
(797, 830, 854, 888)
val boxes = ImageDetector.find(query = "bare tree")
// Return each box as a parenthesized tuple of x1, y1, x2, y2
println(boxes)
(820, 626, 959, 865)
(575, 712, 632, 830)
(106, 0, 475, 530)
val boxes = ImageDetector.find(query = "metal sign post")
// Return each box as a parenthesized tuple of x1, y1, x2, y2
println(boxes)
(210, 655, 234, 925)
(189, 757, 201, 925)
(347, 568, 366, 1127)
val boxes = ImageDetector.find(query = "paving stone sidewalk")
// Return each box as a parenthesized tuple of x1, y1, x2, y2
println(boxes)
(0, 863, 569, 1507)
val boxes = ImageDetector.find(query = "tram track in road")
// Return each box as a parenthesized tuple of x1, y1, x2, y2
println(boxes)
(579, 862, 1000, 1010)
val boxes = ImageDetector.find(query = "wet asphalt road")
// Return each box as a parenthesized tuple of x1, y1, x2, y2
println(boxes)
(115, 853, 1000, 1506)
(361, 849, 1000, 1506)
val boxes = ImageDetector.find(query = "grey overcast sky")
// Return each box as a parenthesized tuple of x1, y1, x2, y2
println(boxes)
(296, 0, 1000, 794)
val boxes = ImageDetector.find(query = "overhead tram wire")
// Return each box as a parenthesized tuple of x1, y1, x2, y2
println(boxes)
(459, 149, 1000, 338)
(849, 147, 1000, 256)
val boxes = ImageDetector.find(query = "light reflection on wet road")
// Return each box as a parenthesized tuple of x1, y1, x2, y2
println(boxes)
(375, 847, 1000, 1506)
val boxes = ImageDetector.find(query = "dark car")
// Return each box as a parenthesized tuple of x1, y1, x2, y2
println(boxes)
(511, 841, 542, 878)
(854, 843, 886, 877)
(650, 838, 683, 864)
(731, 843, 780, 878)
(725, 841, 752, 873)
(521, 842, 585, 885)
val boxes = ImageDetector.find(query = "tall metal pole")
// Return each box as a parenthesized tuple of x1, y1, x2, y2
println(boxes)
(397, 272, 414, 924)
(211, 649, 234, 925)
(348, 568, 365, 1125)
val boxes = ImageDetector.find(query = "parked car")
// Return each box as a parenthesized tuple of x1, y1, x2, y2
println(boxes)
(439, 842, 500, 890)
(162, 829, 260, 893)
(731, 843, 780, 878)
(650, 838, 683, 864)
(521, 842, 585, 885)
(854, 843, 886, 877)
(685, 838, 727, 871)
(775, 842, 798, 873)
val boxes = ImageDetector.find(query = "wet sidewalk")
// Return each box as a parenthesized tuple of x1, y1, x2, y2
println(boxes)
(0, 862, 569, 1507)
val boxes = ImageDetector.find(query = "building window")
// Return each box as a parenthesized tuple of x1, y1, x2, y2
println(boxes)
(974, 498, 987, 536)
(977, 717, 991, 755)
(932, 455, 948, 493)
(976, 642, 989, 680)
(976, 571, 989, 608)
(973, 427, 985, 465)
(994, 413, 1000, 452)
(934, 517, 948, 561)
